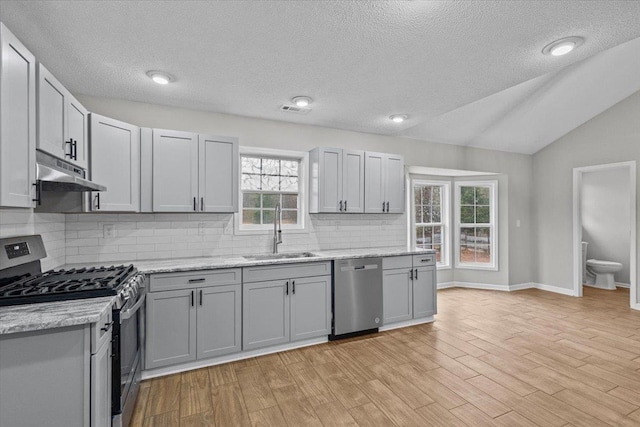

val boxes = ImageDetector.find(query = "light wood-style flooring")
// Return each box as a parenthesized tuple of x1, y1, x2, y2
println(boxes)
(131, 286, 640, 426)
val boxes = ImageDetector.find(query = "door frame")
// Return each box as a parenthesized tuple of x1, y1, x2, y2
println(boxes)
(572, 161, 637, 309)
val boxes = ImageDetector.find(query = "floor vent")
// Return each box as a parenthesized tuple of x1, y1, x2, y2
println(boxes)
(280, 104, 311, 114)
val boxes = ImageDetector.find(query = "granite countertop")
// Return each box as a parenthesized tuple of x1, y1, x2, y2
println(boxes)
(63, 247, 436, 274)
(0, 296, 115, 335)
(2, 247, 433, 335)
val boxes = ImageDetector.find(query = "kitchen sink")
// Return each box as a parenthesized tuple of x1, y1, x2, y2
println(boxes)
(243, 252, 319, 261)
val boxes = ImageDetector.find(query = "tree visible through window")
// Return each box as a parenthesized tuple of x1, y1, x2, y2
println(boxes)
(241, 156, 300, 226)
(412, 181, 450, 267)
(457, 183, 495, 267)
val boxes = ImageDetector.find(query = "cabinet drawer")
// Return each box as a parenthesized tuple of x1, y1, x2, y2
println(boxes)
(149, 268, 241, 292)
(91, 308, 113, 354)
(413, 254, 436, 266)
(382, 255, 412, 270)
(243, 262, 331, 283)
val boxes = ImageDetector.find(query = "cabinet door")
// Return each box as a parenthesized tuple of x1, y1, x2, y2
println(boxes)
(152, 129, 198, 212)
(382, 269, 413, 324)
(364, 151, 385, 213)
(342, 150, 365, 213)
(146, 289, 197, 369)
(316, 147, 343, 212)
(198, 135, 238, 212)
(90, 114, 140, 212)
(0, 24, 36, 208)
(37, 64, 67, 160)
(196, 284, 241, 359)
(67, 94, 88, 169)
(290, 275, 331, 341)
(384, 154, 405, 213)
(413, 266, 437, 318)
(90, 339, 112, 427)
(243, 280, 289, 350)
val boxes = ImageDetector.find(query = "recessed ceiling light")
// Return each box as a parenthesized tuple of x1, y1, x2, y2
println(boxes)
(390, 114, 408, 123)
(146, 70, 174, 85)
(292, 96, 312, 107)
(542, 36, 584, 56)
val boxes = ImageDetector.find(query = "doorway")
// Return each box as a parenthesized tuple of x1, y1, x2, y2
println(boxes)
(573, 161, 637, 309)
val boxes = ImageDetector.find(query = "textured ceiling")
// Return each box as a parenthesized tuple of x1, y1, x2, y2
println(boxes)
(2, 0, 640, 154)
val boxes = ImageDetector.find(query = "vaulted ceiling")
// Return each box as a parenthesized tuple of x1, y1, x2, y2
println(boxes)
(2, 0, 639, 154)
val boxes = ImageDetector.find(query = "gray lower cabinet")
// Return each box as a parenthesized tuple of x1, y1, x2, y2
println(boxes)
(146, 274, 242, 369)
(91, 337, 112, 427)
(382, 254, 437, 325)
(243, 274, 331, 351)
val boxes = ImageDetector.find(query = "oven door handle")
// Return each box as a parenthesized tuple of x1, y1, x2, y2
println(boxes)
(120, 293, 146, 321)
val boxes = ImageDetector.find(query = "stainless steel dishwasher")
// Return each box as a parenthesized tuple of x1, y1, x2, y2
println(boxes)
(330, 257, 383, 340)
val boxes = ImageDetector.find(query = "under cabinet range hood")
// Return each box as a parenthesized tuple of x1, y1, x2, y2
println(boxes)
(35, 150, 106, 192)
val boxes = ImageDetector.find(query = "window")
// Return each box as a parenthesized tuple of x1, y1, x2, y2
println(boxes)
(454, 181, 498, 270)
(238, 149, 306, 231)
(411, 180, 450, 268)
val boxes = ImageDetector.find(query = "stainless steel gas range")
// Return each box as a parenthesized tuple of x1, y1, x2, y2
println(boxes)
(0, 234, 145, 427)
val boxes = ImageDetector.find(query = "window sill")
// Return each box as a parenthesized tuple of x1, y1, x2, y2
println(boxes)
(454, 264, 498, 272)
(436, 265, 451, 271)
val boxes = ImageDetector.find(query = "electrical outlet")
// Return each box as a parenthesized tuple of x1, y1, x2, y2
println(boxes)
(103, 224, 115, 238)
(198, 223, 206, 236)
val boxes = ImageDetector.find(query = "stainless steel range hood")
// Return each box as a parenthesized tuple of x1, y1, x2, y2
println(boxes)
(36, 150, 106, 192)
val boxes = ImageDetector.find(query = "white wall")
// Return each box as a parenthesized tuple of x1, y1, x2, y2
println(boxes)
(0, 209, 66, 270)
(77, 95, 534, 286)
(582, 167, 631, 284)
(533, 90, 640, 303)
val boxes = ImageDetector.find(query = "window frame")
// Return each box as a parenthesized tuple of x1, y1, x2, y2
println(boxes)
(454, 180, 498, 271)
(235, 147, 309, 235)
(410, 179, 451, 270)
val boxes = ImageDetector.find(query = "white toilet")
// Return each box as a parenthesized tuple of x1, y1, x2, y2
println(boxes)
(582, 242, 623, 290)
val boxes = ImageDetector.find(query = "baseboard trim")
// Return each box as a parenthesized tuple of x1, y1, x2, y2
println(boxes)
(438, 281, 575, 296)
(142, 336, 327, 380)
(379, 316, 434, 331)
(616, 282, 631, 289)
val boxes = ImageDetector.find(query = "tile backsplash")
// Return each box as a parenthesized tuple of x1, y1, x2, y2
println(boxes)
(64, 213, 407, 265)
(0, 209, 66, 270)
(0, 210, 406, 267)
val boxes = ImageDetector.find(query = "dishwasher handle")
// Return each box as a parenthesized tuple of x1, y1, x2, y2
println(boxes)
(340, 264, 379, 272)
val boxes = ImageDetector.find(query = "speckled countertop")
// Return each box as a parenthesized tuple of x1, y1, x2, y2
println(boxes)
(1, 247, 434, 335)
(0, 296, 115, 335)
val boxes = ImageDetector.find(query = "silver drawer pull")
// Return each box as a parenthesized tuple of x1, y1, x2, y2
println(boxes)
(188, 278, 206, 283)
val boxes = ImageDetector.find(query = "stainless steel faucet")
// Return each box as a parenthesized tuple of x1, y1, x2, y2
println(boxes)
(273, 202, 282, 253)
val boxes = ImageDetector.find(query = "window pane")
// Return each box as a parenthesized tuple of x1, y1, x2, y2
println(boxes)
(241, 157, 261, 174)
(476, 227, 491, 263)
(433, 226, 442, 244)
(416, 226, 425, 246)
(423, 206, 432, 224)
(476, 187, 490, 205)
(422, 187, 432, 205)
(242, 210, 260, 224)
(262, 158, 280, 176)
(241, 173, 261, 190)
(281, 160, 298, 176)
(282, 194, 298, 209)
(434, 245, 442, 262)
(243, 193, 260, 208)
(460, 187, 475, 205)
(263, 209, 275, 224)
(282, 210, 297, 224)
(460, 206, 474, 223)
(262, 175, 280, 191)
(432, 187, 441, 205)
(280, 176, 298, 192)
(476, 206, 490, 223)
(414, 187, 422, 207)
(262, 194, 278, 209)
(424, 226, 433, 245)
(415, 206, 423, 224)
(460, 227, 475, 262)
(431, 205, 441, 223)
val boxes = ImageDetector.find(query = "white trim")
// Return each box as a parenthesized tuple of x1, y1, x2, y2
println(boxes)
(234, 147, 310, 235)
(532, 282, 576, 296)
(142, 336, 327, 380)
(615, 282, 630, 289)
(454, 180, 498, 271)
(409, 178, 451, 268)
(379, 316, 434, 331)
(438, 281, 575, 296)
(572, 161, 637, 308)
(437, 281, 456, 289)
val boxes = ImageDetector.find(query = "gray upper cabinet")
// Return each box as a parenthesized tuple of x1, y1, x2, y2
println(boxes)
(150, 129, 238, 212)
(37, 63, 88, 168)
(89, 114, 140, 212)
(382, 268, 413, 324)
(152, 129, 199, 212)
(198, 135, 239, 212)
(0, 23, 36, 208)
(146, 289, 197, 369)
(364, 151, 405, 213)
(243, 279, 290, 350)
(196, 284, 242, 359)
(309, 147, 364, 213)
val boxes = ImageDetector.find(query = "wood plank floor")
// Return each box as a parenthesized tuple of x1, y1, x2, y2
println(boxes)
(131, 286, 640, 426)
